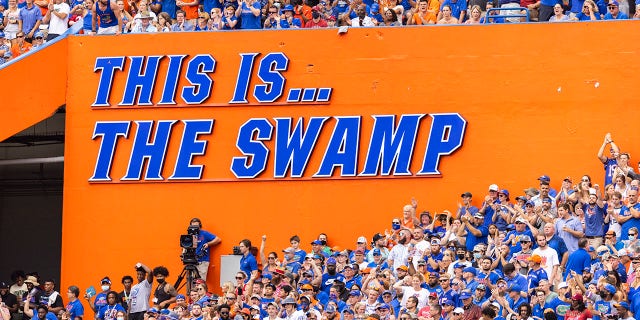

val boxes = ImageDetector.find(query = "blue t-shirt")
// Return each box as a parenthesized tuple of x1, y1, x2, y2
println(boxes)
(465, 224, 489, 252)
(161, 0, 178, 18)
(593, 300, 613, 320)
(93, 293, 108, 311)
(583, 203, 606, 236)
(320, 273, 345, 294)
(564, 248, 591, 279)
(604, 12, 629, 19)
(66, 299, 84, 319)
(603, 158, 617, 186)
(240, 253, 258, 279)
(97, 304, 125, 320)
(505, 229, 535, 253)
(32, 311, 58, 320)
(440, 0, 467, 19)
(527, 267, 548, 291)
(620, 203, 640, 241)
(239, 1, 261, 29)
(196, 230, 217, 263)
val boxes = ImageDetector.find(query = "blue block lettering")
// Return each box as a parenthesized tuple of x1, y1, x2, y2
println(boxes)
(360, 114, 424, 176)
(169, 120, 214, 180)
(287, 88, 302, 102)
(313, 116, 361, 177)
(92, 57, 125, 107)
(301, 88, 316, 102)
(181, 54, 216, 104)
(89, 121, 131, 181)
(316, 88, 332, 102)
(231, 119, 274, 178)
(230, 53, 259, 104)
(119, 56, 162, 106)
(253, 53, 289, 103)
(159, 55, 187, 105)
(122, 120, 177, 180)
(418, 113, 467, 175)
(274, 117, 328, 178)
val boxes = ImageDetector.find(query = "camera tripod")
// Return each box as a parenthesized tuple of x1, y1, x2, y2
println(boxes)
(174, 264, 201, 294)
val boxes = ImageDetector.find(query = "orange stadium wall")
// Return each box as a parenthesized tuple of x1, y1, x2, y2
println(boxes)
(61, 21, 640, 299)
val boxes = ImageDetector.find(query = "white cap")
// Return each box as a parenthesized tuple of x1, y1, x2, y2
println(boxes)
(453, 308, 465, 314)
(589, 188, 597, 196)
(489, 184, 499, 192)
(490, 302, 500, 309)
(557, 282, 568, 289)
(357, 236, 367, 243)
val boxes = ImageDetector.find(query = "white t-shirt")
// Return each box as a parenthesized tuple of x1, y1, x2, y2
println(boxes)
(128, 279, 152, 313)
(400, 286, 430, 309)
(49, 2, 70, 35)
(531, 246, 559, 278)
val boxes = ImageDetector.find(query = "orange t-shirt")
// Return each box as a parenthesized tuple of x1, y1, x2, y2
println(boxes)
(11, 42, 32, 58)
(181, 0, 199, 19)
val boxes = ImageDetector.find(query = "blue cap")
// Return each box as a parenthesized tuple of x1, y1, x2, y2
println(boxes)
(34, 31, 44, 38)
(326, 257, 337, 265)
(604, 284, 616, 294)
(462, 267, 477, 275)
(615, 301, 630, 310)
(370, 3, 379, 11)
(263, 274, 273, 280)
(283, 4, 294, 11)
(325, 305, 336, 313)
(542, 197, 552, 203)
(525, 200, 535, 207)
(0, 32, 6, 38)
(538, 175, 551, 182)
(176, 294, 186, 300)
(148, 308, 159, 313)
(509, 285, 522, 293)
(160, 310, 171, 315)
(342, 309, 354, 315)
(499, 189, 510, 198)
(442, 298, 455, 306)
(311, 240, 323, 245)
(459, 291, 472, 300)
(376, 303, 390, 310)
(372, 248, 381, 256)
(349, 290, 361, 296)
(453, 263, 465, 269)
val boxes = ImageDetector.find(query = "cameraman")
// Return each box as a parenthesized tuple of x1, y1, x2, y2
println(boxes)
(189, 218, 222, 281)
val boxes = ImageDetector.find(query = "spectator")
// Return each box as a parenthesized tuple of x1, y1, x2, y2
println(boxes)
(480, 0, 505, 22)
(156, 11, 172, 31)
(0, 32, 11, 64)
(262, 5, 280, 28)
(292, 0, 311, 23)
(96, 291, 124, 320)
(130, 11, 157, 32)
(235, 0, 261, 28)
(555, 203, 583, 254)
(128, 263, 153, 320)
(129, 0, 155, 30)
(304, 7, 327, 27)
(117, 276, 132, 311)
(438, 0, 465, 22)
(409, 0, 437, 23)
(171, 9, 194, 30)
(0, 282, 17, 320)
(531, 234, 560, 285)
(208, 8, 223, 29)
(351, 4, 376, 27)
(177, 0, 198, 22)
(579, 187, 606, 248)
(69, 0, 93, 34)
(597, 133, 621, 186)
(465, 4, 481, 22)
(4, 0, 21, 42)
(18, 0, 41, 42)
(91, 0, 122, 34)
(618, 188, 640, 241)
(221, 4, 238, 28)
(23, 304, 57, 320)
(42, 0, 69, 40)
(65, 286, 83, 320)
(152, 266, 177, 309)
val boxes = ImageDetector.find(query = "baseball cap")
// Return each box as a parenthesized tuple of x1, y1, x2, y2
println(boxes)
(311, 240, 322, 245)
(357, 236, 367, 243)
(372, 248, 381, 256)
(557, 282, 568, 289)
(325, 305, 336, 313)
(376, 304, 390, 310)
(489, 184, 499, 192)
(609, 0, 619, 5)
(614, 301, 629, 309)
(519, 235, 531, 242)
(571, 293, 583, 301)
(461, 192, 472, 198)
(499, 189, 510, 198)
(372, 233, 384, 242)
(326, 257, 337, 265)
(528, 255, 542, 263)
(283, 4, 294, 11)
(453, 307, 464, 314)
(0, 282, 8, 289)
(473, 213, 484, 219)
(283, 247, 295, 253)
(462, 267, 476, 276)
(515, 217, 527, 224)
(101, 277, 111, 284)
(538, 175, 551, 182)
(459, 291, 472, 300)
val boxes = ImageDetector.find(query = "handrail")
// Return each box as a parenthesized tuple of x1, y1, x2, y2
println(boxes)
(483, 7, 530, 23)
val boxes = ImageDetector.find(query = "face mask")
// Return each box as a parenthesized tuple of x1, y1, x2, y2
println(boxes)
(392, 223, 401, 230)
(101, 285, 110, 291)
(599, 291, 607, 298)
(312, 11, 320, 18)
(457, 253, 465, 260)
(473, 253, 482, 260)
(630, 235, 636, 240)
(320, 240, 326, 246)
(117, 317, 125, 320)
(398, 238, 407, 245)
(157, 279, 165, 284)
(329, 293, 337, 300)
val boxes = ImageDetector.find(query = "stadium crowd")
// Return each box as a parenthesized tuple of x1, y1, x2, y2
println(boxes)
(2, 132, 640, 320)
(0, 0, 637, 63)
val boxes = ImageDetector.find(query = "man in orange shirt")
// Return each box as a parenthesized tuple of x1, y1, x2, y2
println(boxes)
(11, 31, 32, 58)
